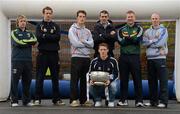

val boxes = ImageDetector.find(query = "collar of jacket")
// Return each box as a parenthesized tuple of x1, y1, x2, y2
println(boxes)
(98, 55, 110, 62)
(42, 19, 53, 24)
(150, 24, 164, 30)
(96, 19, 113, 23)
(72, 23, 85, 29)
(96, 20, 113, 26)
(125, 22, 140, 28)
(17, 27, 27, 32)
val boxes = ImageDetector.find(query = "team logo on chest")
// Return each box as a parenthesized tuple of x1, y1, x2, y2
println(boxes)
(18, 34, 23, 36)
(98, 67, 102, 70)
(27, 33, 30, 37)
(50, 26, 56, 34)
(107, 68, 110, 71)
(50, 29, 54, 33)
(43, 28, 47, 32)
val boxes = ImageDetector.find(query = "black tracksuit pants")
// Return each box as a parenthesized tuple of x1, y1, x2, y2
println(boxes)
(147, 59, 168, 105)
(70, 57, 90, 104)
(11, 61, 32, 105)
(118, 54, 143, 104)
(35, 51, 60, 103)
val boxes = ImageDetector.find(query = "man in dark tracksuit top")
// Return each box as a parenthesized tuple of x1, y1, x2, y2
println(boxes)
(34, 6, 64, 106)
(93, 10, 117, 57)
(117, 10, 144, 107)
(11, 15, 37, 107)
(88, 43, 119, 107)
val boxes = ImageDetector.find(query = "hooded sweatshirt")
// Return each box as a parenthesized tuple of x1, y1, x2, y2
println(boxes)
(143, 24, 168, 59)
(68, 23, 94, 58)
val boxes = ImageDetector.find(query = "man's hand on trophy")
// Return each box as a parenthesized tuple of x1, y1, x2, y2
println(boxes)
(104, 80, 110, 86)
(90, 80, 94, 85)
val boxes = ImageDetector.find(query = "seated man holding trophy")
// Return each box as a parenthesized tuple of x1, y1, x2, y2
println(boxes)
(87, 43, 119, 107)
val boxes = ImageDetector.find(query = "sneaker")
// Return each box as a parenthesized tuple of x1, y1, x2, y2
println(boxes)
(33, 100, 41, 106)
(24, 102, 34, 107)
(108, 102, 115, 107)
(135, 102, 144, 107)
(81, 101, 93, 107)
(117, 100, 128, 106)
(95, 101, 102, 107)
(11, 103, 19, 107)
(144, 102, 151, 106)
(157, 103, 167, 108)
(54, 100, 65, 106)
(70, 100, 80, 107)
(144, 102, 157, 107)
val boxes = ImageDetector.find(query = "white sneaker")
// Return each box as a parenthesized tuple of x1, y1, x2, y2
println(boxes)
(95, 101, 102, 107)
(135, 102, 144, 107)
(11, 103, 19, 107)
(108, 102, 114, 107)
(117, 101, 128, 106)
(70, 100, 80, 107)
(25, 102, 34, 106)
(157, 103, 167, 108)
(144, 102, 158, 107)
(144, 102, 151, 106)
(33, 100, 41, 106)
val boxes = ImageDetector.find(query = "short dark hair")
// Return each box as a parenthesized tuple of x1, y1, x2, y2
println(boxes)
(42, 6, 53, 14)
(126, 10, 135, 15)
(77, 10, 86, 17)
(99, 10, 109, 16)
(98, 43, 109, 49)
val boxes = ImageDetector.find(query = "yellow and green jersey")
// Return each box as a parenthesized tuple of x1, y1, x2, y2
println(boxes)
(11, 28, 37, 61)
(117, 23, 143, 55)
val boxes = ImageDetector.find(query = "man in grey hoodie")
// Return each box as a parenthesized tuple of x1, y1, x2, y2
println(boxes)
(143, 13, 168, 108)
(68, 10, 94, 107)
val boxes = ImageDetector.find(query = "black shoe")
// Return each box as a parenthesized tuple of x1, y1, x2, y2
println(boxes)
(105, 100, 108, 106)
